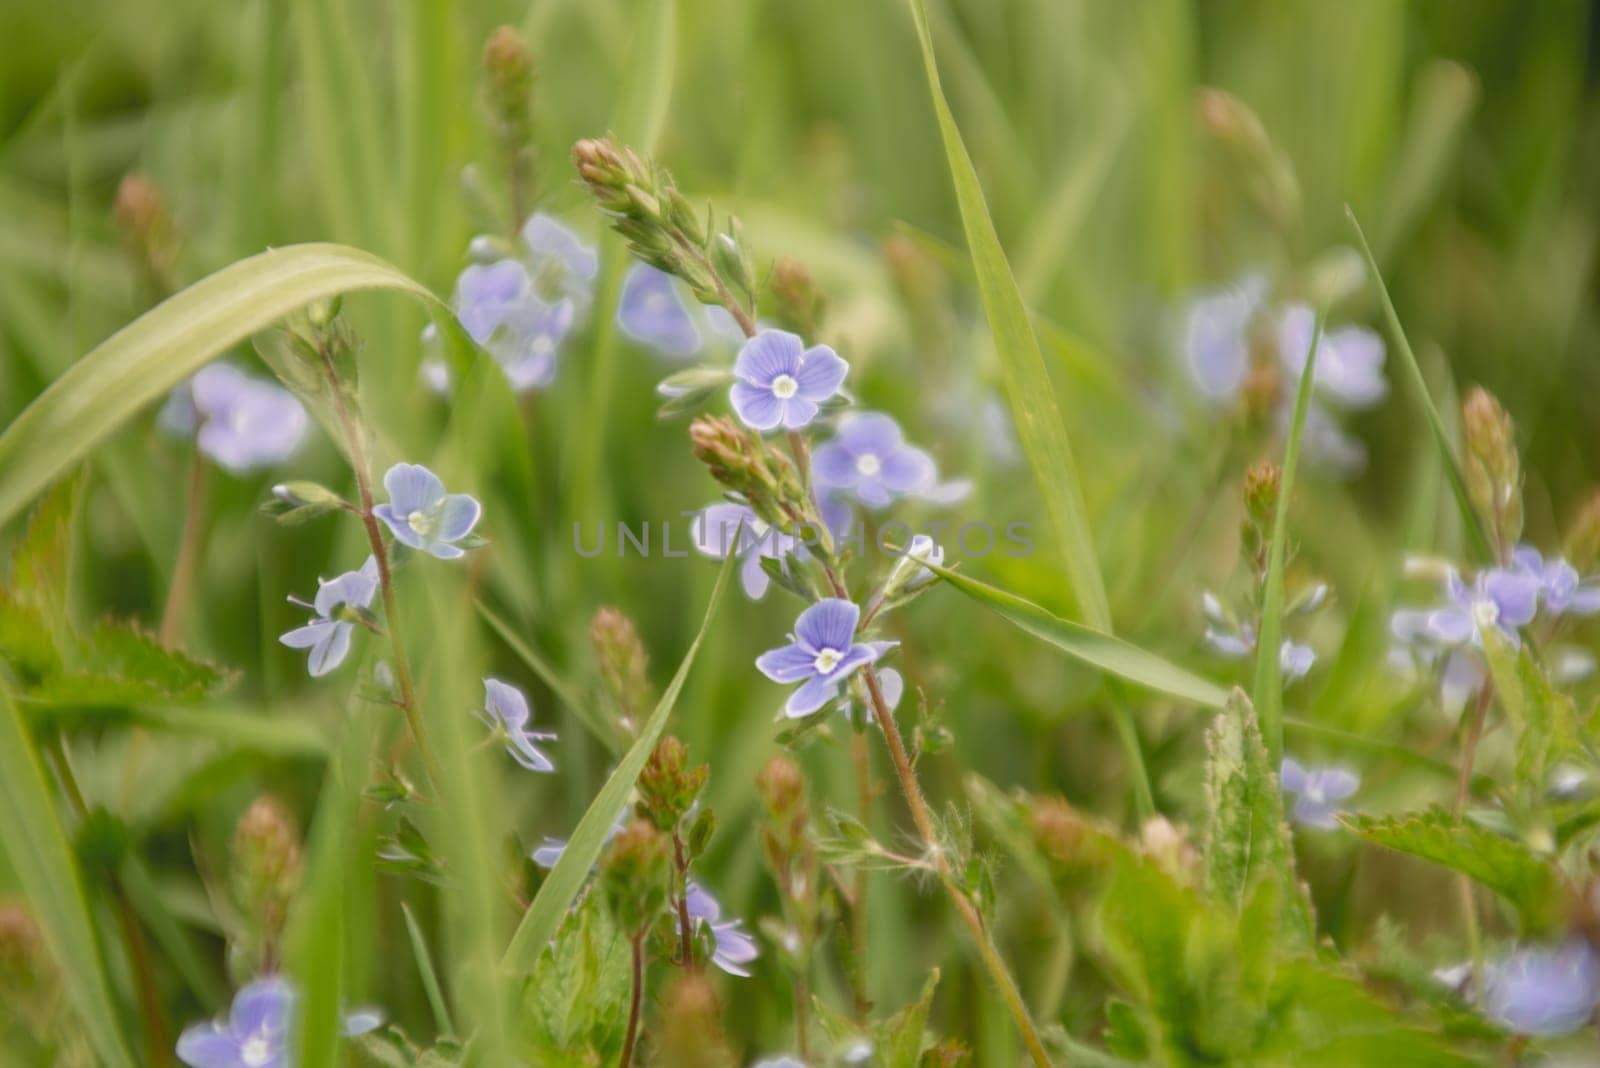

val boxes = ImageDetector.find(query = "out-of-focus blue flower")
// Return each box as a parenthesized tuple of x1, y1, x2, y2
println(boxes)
(479, 678, 556, 772)
(691, 502, 805, 600)
(161, 364, 308, 474)
(1279, 757, 1358, 830)
(618, 263, 702, 357)
(1424, 567, 1541, 647)
(373, 463, 482, 560)
(455, 260, 532, 343)
(1199, 595, 1315, 682)
(530, 813, 628, 870)
(1483, 940, 1600, 1036)
(175, 977, 380, 1068)
(729, 330, 848, 431)
(521, 213, 599, 306)
(684, 882, 759, 977)
(813, 412, 935, 508)
(1513, 545, 1600, 617)
(1277, 304, 1387, 410)
(280, 556, 379, 677)
(751, 1058, 809, 1068)
(490, 295, 574, 391)
(1182, 276, 1265, 402)
(756, 599, 894, 717)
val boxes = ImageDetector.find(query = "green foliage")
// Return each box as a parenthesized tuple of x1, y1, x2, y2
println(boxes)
(1203, 691, 1314, 948)
(521, 891, 633, 1062)
(1346, 809, 1562, 932)
(813, 967, 945, 1068)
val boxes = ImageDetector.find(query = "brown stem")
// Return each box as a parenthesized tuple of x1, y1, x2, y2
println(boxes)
(620, 930, 646, 1068)
(848, 729, 873, 1019)
(672, 833, 695, 969)
(159, 445, 208, 647)
(316, 348, 442, 786)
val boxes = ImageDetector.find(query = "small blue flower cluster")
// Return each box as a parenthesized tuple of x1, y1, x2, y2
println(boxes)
(176, 976, 379, 1068)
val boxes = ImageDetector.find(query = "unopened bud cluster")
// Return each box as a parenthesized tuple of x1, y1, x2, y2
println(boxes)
(1195, 88, 1301, 231)
(113, 173, 178, 292)
(231, 796, 303, 970)
(591, 606, 652, 732)
(601, 820, 673, 933)
(637, 736, 708, 834)
(688, 415, 807, 531)
(1242, 461, 1282, 576)
(1462, 386, 1523, 555)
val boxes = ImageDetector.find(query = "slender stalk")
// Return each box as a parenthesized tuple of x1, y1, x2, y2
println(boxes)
(1455, 681, 1493, 998)
(848, 728, 873, 1019)
(620, 930, 646, 1068)
(316, 347, 442, 785)
(159, 445, 208, 646)
(672, 833, 695, 968)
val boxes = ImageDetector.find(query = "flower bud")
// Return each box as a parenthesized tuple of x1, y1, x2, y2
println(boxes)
(591, 606, 652, 732)
(636, 736, 708, 833)
(712, 220, 756, 303)
(770, 257, 826, 337)
(688, 415, 805, 530)
(231, 796, 303, 968)
(884, 534, 945, 598)
(113, 172, 178, 291)
(1242, 461, 1280, 570)
(1195, 88, 1300, 230)
(652, 972, 736, 1068)
(1462, 386, 1522, 552)
(267, 480, 346, 525)
(600, 820, 672, 933)
(482, 26, 534, 137)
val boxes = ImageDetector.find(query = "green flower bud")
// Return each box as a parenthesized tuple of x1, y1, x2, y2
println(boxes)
(636, 736, 708, 833)
(1462, 386, 1522, 553)
(591, 606, 652, 734)
(652, 972, 736, 1068)
(232, 795, 303, 969)
(600, 820, 672, 933)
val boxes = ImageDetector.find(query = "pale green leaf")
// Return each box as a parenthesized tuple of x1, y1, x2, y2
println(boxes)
(0, 243, 438, 527)
(501, 552, 734, 971)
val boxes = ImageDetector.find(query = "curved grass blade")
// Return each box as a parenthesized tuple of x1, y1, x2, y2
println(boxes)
(0, 684, 135, 1067)
(925, 561, 1227, 711)
(1346, 207, 1492, 560)
(501, 551, 734, 972)
(1252, 312, 1322, 764)
(0, 243, 438, 528)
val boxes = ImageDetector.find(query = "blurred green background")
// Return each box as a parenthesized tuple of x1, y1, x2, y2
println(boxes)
(2, 0, 1599, 1061)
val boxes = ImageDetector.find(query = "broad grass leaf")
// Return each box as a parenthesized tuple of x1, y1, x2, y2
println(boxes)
(501, 551, 735, 971)
(0, 243, 438, 528)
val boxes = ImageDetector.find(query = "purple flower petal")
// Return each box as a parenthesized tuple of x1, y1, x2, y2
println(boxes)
(693, 504, 756, 558)
(230, 977, 294, 1037)
(1317, 768, 1360, 802)
(730, 381, 784, 431)
(280, 621, 337, 650)
(834, 412, 903, 456)
(755, 643, 816, 684)
(522, 213, 598, 283)
(484, 678, 530, 732)
(372, 504, 424, 550)
(778, 396, 820, 430)
(507, 733, 556, 772)
(618, 264, 701, 357)
(784, 674, 838, 717)
(880, 446, 936, 494)
(1425, 607, 1475, 645)
(531, 837, 567, 868)
(1185, 280, 1262, 401)
(383, 463, 447, 516)
(434, 494, 482, 542)
(1279, 757, 1308, 794)
(740, 551, 772, 600)
(175, 1026, 242, 1068)
(456, 261, 531, 342)
(1484, 568, 1541, 628)
(811, 442, 858, 486)
(307, 623, 353, 677)
(792, 345, 848, 400)
(734, 330, 804, 386)
(794, 598, 859, 653)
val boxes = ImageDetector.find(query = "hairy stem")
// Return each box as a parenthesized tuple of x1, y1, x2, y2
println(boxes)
(159, 445, 208, 647)
(317, 348, 442, 786)
(672, 833, 695, 969)
(620, 930, 646, 1068)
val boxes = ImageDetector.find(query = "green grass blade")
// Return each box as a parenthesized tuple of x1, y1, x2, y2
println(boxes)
(1252, 312, 1322, 764)
(0, 684, 136, 1067)
(903, 0, 1108, 630)
(1346, 208, 1492, 560)
(0, 244, 438, 528)
(402, 901, 455, 1039)
(501, 551, 734, 971)
(925, 561, 1227, 710)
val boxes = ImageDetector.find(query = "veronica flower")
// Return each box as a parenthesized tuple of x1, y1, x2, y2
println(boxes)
(478, 678, 556, 772)
(691, 502, 805, 600)
(729, 329, 848, 431)
(756, 599, 895, 717)
(1199, 596, 1315, 681)
(373, 463, 482, 560)
(521, 213, 599, 306)
(1512, 545, 1600, 617)
(1279, 758, 1358, 830)
(684, 883, 759, 977)
(489, 295, 574, 392)
(1182, 276, 1265, 402)
(1480, 940, 1600, 1036)
(161, 364, 308, 474)
(1277, 305, 1387, 409)
(813, 412, 936, 508)
(455, 260, 533, 343)
(176, 977, 379, 1068)
(1389, 608, 1484, 716)
(618, 263, 702, 357)
(280, 556, 379, 677)
(1423, 567, 1541, 647)
(531, 813, 628, 869)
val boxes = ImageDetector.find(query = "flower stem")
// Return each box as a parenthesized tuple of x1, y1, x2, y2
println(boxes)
(158, 444, 208, 647)
(316, 347, 443, 786)
(672, 833, 695, 969)
(848, 728, 873, 1019)
(1455, 680, 1493, 998)
(620, 930, 646, 1068)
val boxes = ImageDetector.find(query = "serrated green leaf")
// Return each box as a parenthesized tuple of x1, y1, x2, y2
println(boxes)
(1346, 808, 1561, 931)
(1204, 690, 1314, 949)
(1252, 311, 1322, 763)
(523, 893, 631, 1061)
(0, 243, 438, 528)
(924, 560, 1227, 709)
(0, 684, 135, 1067)
(881, 967, 941, 1068)
(501, 552, 734, 971)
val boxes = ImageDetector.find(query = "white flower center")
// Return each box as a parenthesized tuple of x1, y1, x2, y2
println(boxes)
(407, 509, 434, 537)
(241, 1035, 275, 1068)
(855, 453, 881, 477)
(813, 648, 842, 674)
(1471, 597, 1500, 630)
(530, 335, 553, 356)
(771, 374, 799, 399)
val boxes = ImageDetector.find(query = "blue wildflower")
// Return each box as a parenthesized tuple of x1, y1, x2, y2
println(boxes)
(490, 295, 574, 391)
(756, 598, 894, 717)
(1183, 276, 1265, 402)
(1481, 941, 1600, 1036)
(1279, 757, 1358, 830)
(1513, 545, 1600, 617)
(175, 977, 379, 1068)
(478, 678, 556, 772)
(618, 263, 703, 357)
(454, 260, 533, 343)
(531, 813, 628, 870)
(1200, 595, 1315, 682)
(812, 412, 936, 508)
(691, 502, 805, 600)
(729, 329, 848, 431)
(521, 213, 599, 306)
(684, 882, 759, 977)
(279, 556, 379, 677)
(1423, 566, 1541, 647)
(161, 364, 308, 474)
(373, 463, 482, 560)
(1277, 304, 1387, 410)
